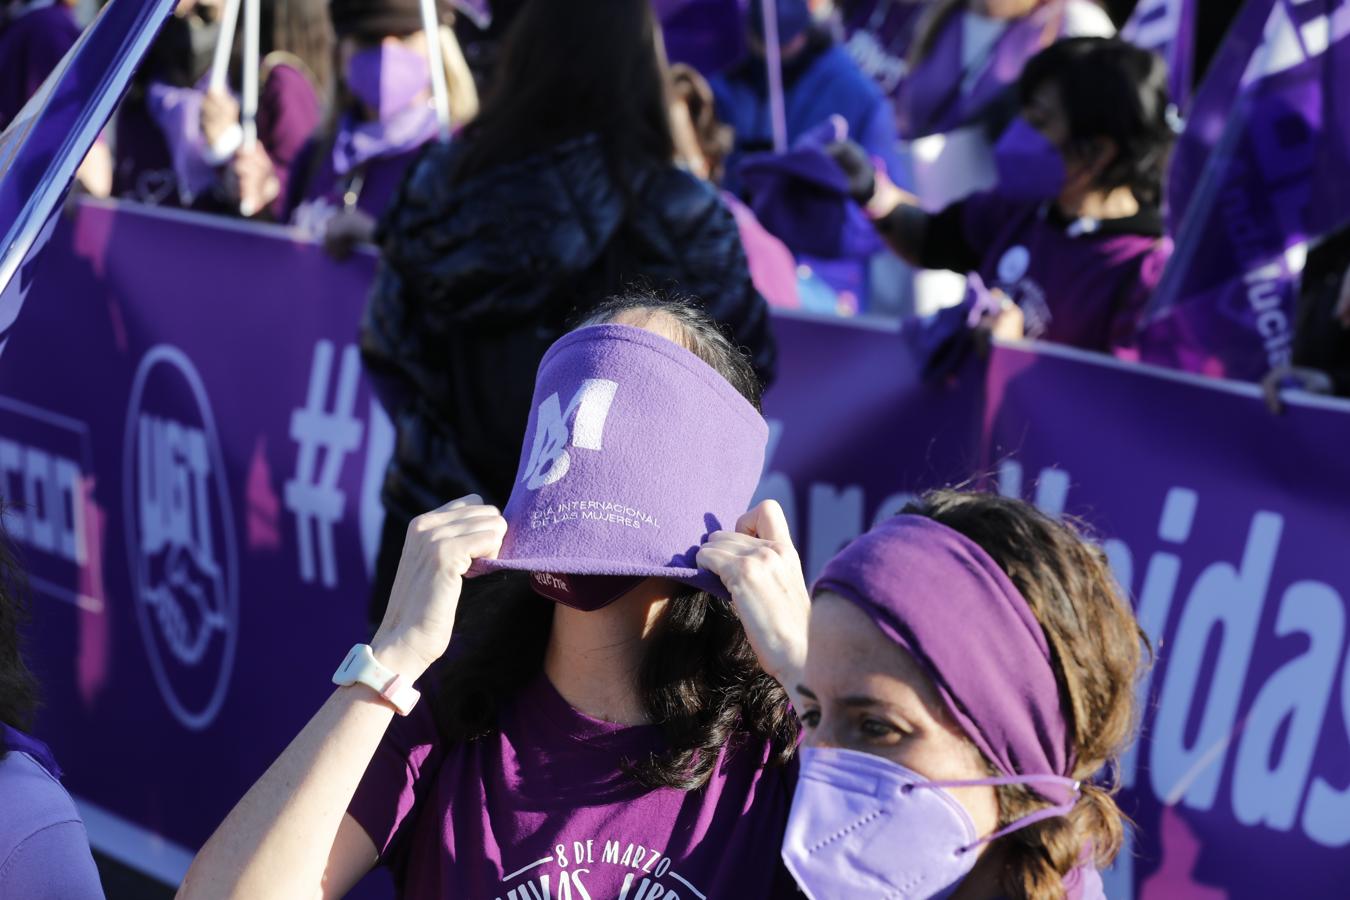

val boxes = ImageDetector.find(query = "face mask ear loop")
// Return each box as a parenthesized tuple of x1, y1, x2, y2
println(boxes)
(913, 776, 1082, 856)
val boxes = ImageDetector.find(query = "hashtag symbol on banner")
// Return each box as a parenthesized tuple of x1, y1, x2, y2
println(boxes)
(285, 341, 364, 589)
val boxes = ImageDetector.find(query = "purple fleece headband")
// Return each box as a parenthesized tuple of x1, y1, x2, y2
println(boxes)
(468, 324, 768, 598)
(812, 515, 1075, 803)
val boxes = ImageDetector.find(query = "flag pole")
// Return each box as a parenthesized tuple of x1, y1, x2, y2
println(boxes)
(208, 0, 242, 94)
(760, 0, 788, 153)
(419, 0, 454, 141)
(239, 0, 260, 215)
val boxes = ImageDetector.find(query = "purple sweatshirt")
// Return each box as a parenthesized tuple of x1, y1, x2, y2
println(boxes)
(0, 727, 104, 899)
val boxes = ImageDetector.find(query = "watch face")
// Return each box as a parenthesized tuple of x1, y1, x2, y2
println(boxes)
(334, 644, 365, 685)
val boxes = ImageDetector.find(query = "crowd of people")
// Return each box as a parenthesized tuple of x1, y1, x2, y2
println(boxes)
(0, 0, 1347, 897)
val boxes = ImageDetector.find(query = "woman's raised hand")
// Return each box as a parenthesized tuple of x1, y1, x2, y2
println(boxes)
(697, 500, 811, 696)
(371, 495, 507, 679)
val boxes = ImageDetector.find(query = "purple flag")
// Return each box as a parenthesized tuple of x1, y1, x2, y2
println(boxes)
(837, 0, 928, 104)
(1140, 0, 1350, 381)
(0, 0, 176, 360)
(1121, 0, 1198, 111)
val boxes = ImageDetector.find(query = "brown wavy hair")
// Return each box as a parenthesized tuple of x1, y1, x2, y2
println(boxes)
(433, 292, 795, 790)
(904, 489, 1148, 900)
(0, 505, 39, 741)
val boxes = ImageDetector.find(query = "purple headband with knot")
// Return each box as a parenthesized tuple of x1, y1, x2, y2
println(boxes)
(468, 324, 768, 598)
(812, 515, 1076, 804)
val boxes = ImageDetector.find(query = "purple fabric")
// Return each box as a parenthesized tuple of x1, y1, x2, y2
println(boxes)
(469, 324, 769, 598)
(894, 1, 1071, 140)
(1121, 0, 1197, 112)
(658, 0, 747, 74)
(344, 43, 431, 123)
(839, 0, 927, 104)
(144, 81, 217, 205)
(723, 190, 801, 309)
(0, 2, 81, 131)
(11, 201, 1350, 897)
(284, 129, 429, 222)
(0, 725, 104, 899)
(812, 515, 1075, 804)
(347, 670, 798, 898)
(331, 105, 440, 178)
(1140, 0, 1350, 381)
(1, 723, 61, 778)
(751, 0, 812, 45)
(257, 61, 321, 219)
(992, 116, 1066, 201)
(952, 191, 1171, 353)
(738, 117, 883, 260)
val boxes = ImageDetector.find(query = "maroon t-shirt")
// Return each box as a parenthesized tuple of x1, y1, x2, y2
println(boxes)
(920, 191, 1172, 354)
(349, 671, 800, 899)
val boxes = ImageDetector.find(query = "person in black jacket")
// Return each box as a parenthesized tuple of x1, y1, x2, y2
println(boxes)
(361, 0, 777, 622)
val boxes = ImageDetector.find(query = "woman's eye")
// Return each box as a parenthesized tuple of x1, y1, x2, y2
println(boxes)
(799, 709, 821, 729)
(860, 718, 900, 739)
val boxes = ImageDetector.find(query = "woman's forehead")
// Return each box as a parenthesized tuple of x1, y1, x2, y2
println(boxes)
(806, 593, 946, 713)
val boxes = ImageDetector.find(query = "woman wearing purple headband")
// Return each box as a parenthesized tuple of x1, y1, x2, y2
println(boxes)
(700, 489, 1146, 899)
(182, 295, 802, 899)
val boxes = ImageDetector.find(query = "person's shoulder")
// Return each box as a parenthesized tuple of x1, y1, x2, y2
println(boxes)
(0, 750, 84, 852)
(632, 163, 731, 229)
(1060, 1, 1117, 38)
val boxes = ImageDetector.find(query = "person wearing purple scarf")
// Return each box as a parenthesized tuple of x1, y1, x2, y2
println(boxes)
(181, 297, 800, 899)
(698, 490, 1147, 898)
(0, 512, 104, 898)
(833, 37, 1174, 356)
(281, 0, 478, 258)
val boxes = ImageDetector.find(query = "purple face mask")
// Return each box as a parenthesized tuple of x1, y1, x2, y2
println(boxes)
(782, 747, 1080, 900)
(345, 42, 431, 121)
(993, 117, 1067, 202)
(529, 571, 645, 612)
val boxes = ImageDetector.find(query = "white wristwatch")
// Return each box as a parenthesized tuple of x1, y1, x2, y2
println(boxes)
(332, 644, 421, 715)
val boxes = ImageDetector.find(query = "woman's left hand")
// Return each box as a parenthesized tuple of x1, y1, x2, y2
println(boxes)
(323, 208, 378, 259)
(697, 500, 811, 699)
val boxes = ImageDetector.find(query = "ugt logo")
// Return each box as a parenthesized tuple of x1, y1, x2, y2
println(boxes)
(521, 379, 618, 490)
(123, 346, 238, 731)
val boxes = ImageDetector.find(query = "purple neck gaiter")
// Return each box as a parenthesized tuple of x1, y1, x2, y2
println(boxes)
(469, 325, 768, 600)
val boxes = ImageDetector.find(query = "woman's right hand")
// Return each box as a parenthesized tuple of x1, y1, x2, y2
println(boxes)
(370, 496, 507, 680)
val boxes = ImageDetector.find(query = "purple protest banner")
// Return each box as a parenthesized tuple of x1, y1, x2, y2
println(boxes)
(1121, 0, 1197, 111)
(981, 342, 1350, 898)
(1140, 0, 1350, 381)
(0, 0, 177, 358)
(1, 200, 396, 896)
(5, 199, 1350, 898)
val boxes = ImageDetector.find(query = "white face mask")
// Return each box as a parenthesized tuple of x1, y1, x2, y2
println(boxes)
(782, 746, 1080, 900)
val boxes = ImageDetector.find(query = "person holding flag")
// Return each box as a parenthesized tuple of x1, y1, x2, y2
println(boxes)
(834, 37, 1174, 355)
(281, 0, 479, 257)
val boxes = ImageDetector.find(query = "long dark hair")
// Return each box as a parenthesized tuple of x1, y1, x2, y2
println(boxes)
(451, 0, 676, 184)
(263, 0, 335, 100)
(0, 506, 39, 736)
(903, 490, 1148, 900)
(1019, 37, 1174, 207)
(435, 293, 793, 790)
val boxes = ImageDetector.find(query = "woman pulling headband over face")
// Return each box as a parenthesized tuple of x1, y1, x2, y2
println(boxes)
(181, 294, 803, 899)
(702, 490, 1146, 899)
